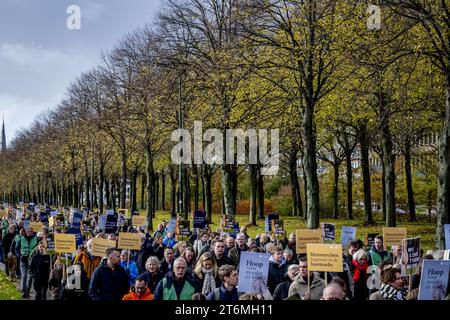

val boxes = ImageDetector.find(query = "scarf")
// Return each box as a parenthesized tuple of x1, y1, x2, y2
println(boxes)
(352, 259, 368, 282)
(201, 268, 216, 296)
(379, 283, 405, 300)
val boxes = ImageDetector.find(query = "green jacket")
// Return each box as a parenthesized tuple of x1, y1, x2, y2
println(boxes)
(162, 277, 196, 300)
(18, 235, 38, 257)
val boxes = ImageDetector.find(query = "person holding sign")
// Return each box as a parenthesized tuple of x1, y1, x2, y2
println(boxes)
(368, 236, 391, 267)
(120, 249, 139, 286)
(288, 257, 325, 300)
(153, 257, 200, 300)
(163, 232, 177, 248)
(88, 248, 130, 300)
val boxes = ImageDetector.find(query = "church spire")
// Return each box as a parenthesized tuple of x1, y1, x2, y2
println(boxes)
(1, 114, 6, 152)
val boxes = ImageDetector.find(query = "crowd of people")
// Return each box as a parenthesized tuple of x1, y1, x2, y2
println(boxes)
(0, 204, 449, 301)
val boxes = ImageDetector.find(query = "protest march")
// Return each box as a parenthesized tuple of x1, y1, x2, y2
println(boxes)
(1, 204, 449, 302)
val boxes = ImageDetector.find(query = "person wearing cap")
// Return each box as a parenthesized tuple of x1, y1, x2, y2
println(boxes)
(273, 264, 300, 300)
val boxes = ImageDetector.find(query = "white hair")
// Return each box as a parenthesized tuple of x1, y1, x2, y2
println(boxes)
(352, 249, 367, 261)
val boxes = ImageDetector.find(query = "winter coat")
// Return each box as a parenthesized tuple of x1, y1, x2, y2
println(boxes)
(267, 257, 288, 294)
(138, 270, 164, 294)
(288, 272, 325, 300)
(368, 246, 391, 267)
(153, 271, 200, 300)
(2, 232, 16, 255)
(160, 259, 174, 275)
(122, 286, 154, 300)
(30, 252, 51, 285)
(120, 260, 139, 286)
(152, 243, 165, 261)
(60, 271, 90, 301)
(212, 252, 232, 268)
(273, 281, 292, 300)
(48, 268, 64, 298)
(88, 260, 130, 300)
(228, 244, 249, 266)
(137, 240, 155, 274)
(206, 284, 239, 301)
(74, 251, 101, 279)
(162, 236, 177, 248)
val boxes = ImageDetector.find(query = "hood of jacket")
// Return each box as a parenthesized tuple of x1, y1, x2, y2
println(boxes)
(269, 255, 286, 267)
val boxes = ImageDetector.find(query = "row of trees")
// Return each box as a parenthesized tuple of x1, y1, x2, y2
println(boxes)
(0, 1, 448, 248)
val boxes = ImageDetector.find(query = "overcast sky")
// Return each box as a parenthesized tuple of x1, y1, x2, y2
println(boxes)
(0, 0, 162, 145)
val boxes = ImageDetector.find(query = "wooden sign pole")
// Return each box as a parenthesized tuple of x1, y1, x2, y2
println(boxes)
(127, 249, 130, 269)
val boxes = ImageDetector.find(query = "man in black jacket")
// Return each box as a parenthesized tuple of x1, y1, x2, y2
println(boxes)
(211, 240, 232, 267)
(2, 225, 16, 276)
(267, 246, 288, 294)
(88, 247, 129, 300)
(29, 242, 51, 300)
(137, 234, 154, 274)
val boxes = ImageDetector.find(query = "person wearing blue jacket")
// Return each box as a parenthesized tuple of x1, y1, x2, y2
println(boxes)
(162, 232, 177, 248)
(119, 249, 139, 286)
(88, 248, 129, 300)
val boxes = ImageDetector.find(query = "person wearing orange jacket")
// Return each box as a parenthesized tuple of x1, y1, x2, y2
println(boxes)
(122, 276, 154, 300)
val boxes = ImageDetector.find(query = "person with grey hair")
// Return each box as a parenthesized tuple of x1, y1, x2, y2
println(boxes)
(273, 264, 300, 300)
(351, 249, 369, 301)
(119, 249, 139, 286)
(321, 283, 345, 300)
(283, 248, 295, 266)
(153, 257, 200, 300)
(138, 256, 164, 294)
(228, 233, 248, 266)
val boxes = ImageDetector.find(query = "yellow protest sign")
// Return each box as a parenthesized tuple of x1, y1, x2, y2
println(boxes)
(307, 243, 343, 273)
(132, 215, 147, 227)
(118, 232, 141, 250)
(296, 229, 322, 253)
(91, 238, 117, 257)
(383, 227, 407, 247)
(118, 208, 130, 218)
(54, 234, 76, 253)
(49, 216, 54, 228)
(30, 221, 44, 232)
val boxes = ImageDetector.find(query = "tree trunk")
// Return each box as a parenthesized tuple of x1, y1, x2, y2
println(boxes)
(249, 164, 257, 225)
(302, 161, 308, 221)
(193, 165, 199, 212)
(404, 140, 416, 222)
(145, 148, 154, 230)
(84, 154, 90, 210)
(105, 178, 110, 209)
(289, 148, 303, 218)
(382, 120, 396, 227)
(332, 163, 339, 219)
(303, 102, 320, 228)
(436, 79, 450, 249)
(131, 168, 138, 213)
(257, 163, 265, 219)
(202, 164, 212, 224)
(120, 144, 127, 209)
(170, 167, 177, 217)
(155, 172, 160, 210)
(99, 163, 104, 214)
(111, 179, 116, 211)
(161, 171, 166, 211)
(141, 174, 146, 210)
(359, 125, 373, 224)
(221, 164, 236, 220)
(381, 156, 386, 222)
(345, 151, 353, 220)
